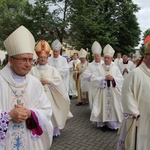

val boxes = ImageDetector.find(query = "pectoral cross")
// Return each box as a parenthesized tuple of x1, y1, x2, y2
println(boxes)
(14, 99, 23, 108)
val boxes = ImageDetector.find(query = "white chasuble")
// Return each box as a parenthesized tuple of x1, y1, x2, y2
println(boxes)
(31, 64, 70, 129)
(90, 63, 124, 123)
(48, 55, 70, 93)
(81, 61, 103, 109)
(118, 62, 150, 150)
(0, 64, 53, 150)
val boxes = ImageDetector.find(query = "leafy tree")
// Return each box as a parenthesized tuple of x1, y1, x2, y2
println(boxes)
(24, 0, 72, 44)
(69, 0, 141, 59)
(23, 0, 59, 42)
(0, 0, 71, 52)
(114, 0, 141, 55)
(0, 0, 141, 60)
(45, 0, 72, 43)
(24, 0, 72, 50)
(0, 0, 29, 49)
(26, 0, 73, 55)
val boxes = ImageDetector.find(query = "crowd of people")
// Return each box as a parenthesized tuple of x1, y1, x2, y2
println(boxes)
(0, 25, 150, 150)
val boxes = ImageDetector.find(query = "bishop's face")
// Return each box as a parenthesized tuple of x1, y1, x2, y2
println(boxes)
(94, 53, 101, 63)
(104, 56, 112, 65)
(38, 54, 48, 65)
(9, 53, 33, 76)
(53, 50, 60, 58)
(80, 57, 86, 63)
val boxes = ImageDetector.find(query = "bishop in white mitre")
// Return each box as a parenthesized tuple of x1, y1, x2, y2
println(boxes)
(90, 44, 124, 131)
(48, 39, 70, 95)
(30, 40, 70, 137)
(81, 41, 103, 109)
(0, 26, 53, 150)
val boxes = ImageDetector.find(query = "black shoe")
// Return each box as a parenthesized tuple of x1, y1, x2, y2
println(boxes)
(100, 126, 108, 132)
(108, 128, 118, 132)
(76, 102, 83, 106)
(53, 135, 60, 138)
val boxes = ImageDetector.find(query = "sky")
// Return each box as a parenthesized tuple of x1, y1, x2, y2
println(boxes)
(132, 0, 150, 47)
(29, 0, 149, 48)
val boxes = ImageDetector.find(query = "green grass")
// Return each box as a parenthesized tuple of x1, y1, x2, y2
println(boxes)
(0, 66, 2, 70)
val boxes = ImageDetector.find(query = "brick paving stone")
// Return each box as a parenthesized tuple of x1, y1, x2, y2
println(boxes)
(108, 142, 116, 147)
(50, 98, 119, 150)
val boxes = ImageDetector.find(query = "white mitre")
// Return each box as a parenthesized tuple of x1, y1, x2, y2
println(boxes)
(51, 39, 62, 51)
(79, 48, 87, 58)
(91, 41, 102, 54)
(4, 25, 35, 56)
(103, 44, 115, 57)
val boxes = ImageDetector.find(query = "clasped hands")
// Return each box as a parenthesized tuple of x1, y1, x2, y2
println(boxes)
(40, 79, 49, 85)
(9, 105, 31, 124)
(105, 74, 114, 81)
(123, 68, 128, 73)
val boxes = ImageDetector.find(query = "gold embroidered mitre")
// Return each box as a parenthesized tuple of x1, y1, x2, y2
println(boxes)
(35, 40, 51, 56)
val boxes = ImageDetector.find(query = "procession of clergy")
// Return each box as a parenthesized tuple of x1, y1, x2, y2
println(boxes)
(1, 25, 149, 150)
(30, 31, 137, 150)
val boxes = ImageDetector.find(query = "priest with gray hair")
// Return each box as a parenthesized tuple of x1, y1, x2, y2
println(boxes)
(0, 26, 53, 150)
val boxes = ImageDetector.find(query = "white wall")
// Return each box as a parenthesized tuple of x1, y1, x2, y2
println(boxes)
(0, 50, 7, 61)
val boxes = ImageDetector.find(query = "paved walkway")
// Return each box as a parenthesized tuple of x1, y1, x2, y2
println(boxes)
(50, 98, 119, 150)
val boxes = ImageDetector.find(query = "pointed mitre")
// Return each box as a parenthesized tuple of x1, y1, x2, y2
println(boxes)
(3, 25, 35, 56)
(103, 44, 115, 57)
(51, 39, 62, 51)
(79, 48, 87, 58)
(91, 41, 102, 54)
(144, 40, 150, 55)
(35, 40, 51, 56)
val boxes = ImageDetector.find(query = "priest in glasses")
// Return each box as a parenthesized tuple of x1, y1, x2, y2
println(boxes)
(0, 26, 53, 150)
